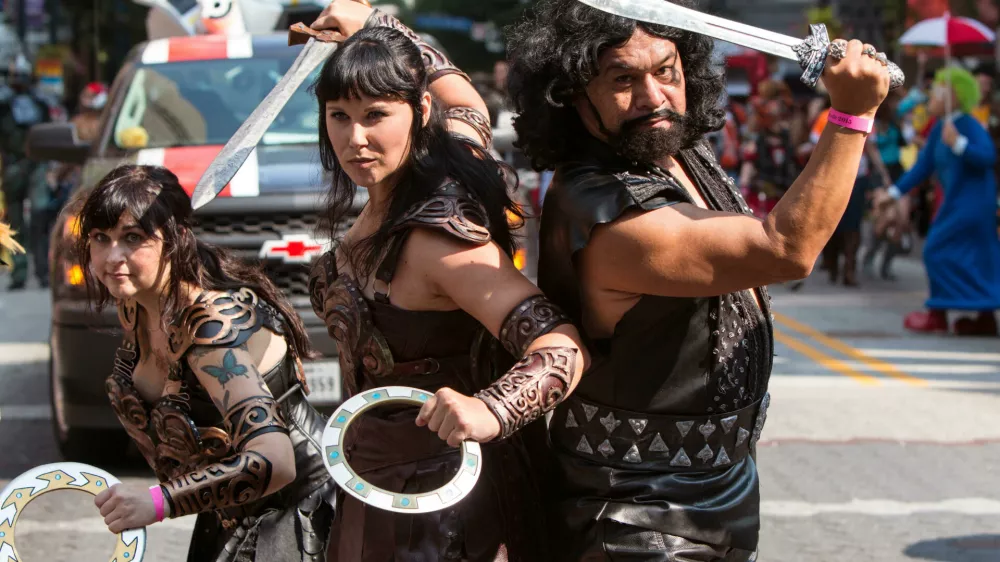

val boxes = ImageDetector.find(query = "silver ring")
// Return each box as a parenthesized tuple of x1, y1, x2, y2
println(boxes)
(322, 386, 483, 514)
(829, 40, 848, 60)
(862, 45, 877, 58)
(875, 52, 888, 66)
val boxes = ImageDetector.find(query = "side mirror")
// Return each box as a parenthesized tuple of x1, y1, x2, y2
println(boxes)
(26, 123, 91, 165)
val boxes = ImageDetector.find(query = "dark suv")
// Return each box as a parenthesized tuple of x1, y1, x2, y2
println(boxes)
(29, 32, 349, 463)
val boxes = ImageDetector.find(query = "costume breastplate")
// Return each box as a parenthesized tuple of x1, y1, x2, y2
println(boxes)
(105, 290, 299, 481)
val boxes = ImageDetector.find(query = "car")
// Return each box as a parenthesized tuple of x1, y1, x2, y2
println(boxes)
(30, 32, 350, 463)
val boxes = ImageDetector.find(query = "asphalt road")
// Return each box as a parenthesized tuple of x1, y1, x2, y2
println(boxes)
(2, 254, 999, 561)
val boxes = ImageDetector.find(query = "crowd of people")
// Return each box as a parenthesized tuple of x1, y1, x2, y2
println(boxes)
(0, 51, 107, 290)
(707, 55, 999, 335)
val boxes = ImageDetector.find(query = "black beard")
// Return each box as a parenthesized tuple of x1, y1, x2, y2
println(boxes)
(610, 108, 690, 163)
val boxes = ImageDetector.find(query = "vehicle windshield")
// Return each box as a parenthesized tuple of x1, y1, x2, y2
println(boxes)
(112, 56, 317, 149)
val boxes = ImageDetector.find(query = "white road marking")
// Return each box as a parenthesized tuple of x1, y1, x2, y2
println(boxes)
(12, 517, 195, 535)
(0, 404, 52, 421)
(0, 343, 48, 365)
(860, 348, 1000, 363)
(762, 498, 1000, 517)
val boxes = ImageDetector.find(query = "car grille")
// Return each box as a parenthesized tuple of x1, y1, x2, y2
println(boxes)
(266, 262, 313, 301)
(193, 212, 322, 236)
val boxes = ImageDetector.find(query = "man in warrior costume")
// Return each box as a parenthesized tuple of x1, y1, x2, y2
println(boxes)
(506, 0, 891, 559)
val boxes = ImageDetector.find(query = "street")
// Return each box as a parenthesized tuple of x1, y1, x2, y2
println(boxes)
(1, 255, 999, 561)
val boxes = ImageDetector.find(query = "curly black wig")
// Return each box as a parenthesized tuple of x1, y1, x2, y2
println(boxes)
(506, 0, 726, 170)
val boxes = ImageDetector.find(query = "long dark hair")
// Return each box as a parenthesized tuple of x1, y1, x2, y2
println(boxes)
(506, 0, 726, 170)
(315, 26, 521, 282)
(77, 165, 314, 359)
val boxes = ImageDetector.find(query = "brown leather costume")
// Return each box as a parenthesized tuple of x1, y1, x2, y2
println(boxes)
(106, 289, 335, 562)
(310, 181, 573, 561)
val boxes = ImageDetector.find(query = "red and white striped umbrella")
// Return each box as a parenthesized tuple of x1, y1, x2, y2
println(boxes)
(900, 14, 996, 47)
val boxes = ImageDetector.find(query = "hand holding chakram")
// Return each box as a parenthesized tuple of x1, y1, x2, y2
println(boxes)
(416, 388, 502, 447)
(95, 483, 163, 534)
(822, 39, 891, 120)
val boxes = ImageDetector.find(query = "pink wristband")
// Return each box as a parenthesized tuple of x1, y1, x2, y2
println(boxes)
(827, 109, 873, 134)
(149, 485, 165, 522)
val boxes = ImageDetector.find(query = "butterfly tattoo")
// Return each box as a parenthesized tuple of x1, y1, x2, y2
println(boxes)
(202, 350, 250, 385)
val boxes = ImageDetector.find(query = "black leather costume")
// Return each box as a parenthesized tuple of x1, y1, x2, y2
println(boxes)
(538, 136, 773, 561)
(106, 289, 335, 562)
(310, 181, 573, 561)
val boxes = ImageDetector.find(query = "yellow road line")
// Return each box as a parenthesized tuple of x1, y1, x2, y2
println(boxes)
(773, 329, 881, 385)
(773, 312, 927, 387)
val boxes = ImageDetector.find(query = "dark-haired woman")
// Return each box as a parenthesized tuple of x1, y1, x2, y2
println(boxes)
(306, 2, 589, 560)
(77, 165, 334, 562)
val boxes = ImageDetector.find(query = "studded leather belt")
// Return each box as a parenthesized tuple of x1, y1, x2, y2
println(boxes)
(550, 393, 770, 472)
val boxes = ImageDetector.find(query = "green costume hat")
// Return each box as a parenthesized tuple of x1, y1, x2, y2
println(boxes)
(935, 66, 982, 114)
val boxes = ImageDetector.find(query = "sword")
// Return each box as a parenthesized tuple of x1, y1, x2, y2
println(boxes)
(576, 0, 905, 92)
(190, 0, 371, 210)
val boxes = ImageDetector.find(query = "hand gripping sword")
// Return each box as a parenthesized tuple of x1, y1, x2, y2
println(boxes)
(576, 0, 905, 92)
(190, 0, 370, 210)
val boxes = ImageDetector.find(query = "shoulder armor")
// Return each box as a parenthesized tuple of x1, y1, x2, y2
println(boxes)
(392, 181, 491, 245)
(167, 288, 263, 362)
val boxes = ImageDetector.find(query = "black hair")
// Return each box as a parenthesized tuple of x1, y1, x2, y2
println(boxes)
(77, 165, 314, 359)
(505, 0, 726, 170)
(315, 26, 521, 281)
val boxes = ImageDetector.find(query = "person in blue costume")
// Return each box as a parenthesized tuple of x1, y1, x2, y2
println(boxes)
(878, 67, 1000, 336)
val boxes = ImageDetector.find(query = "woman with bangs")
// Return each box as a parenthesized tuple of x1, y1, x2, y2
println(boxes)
(305, 2, 589, 560)
(75, 164, 335, 562)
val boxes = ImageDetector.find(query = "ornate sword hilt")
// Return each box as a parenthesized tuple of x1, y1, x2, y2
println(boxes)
(791, 24, 905, 91)
(288, 0, 373, 46)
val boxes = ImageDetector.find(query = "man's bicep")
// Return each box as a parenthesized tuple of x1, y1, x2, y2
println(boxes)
(582, 203, 772, 298)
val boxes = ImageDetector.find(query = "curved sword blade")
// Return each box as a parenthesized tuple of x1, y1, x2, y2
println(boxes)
(190, 37, 337, 210)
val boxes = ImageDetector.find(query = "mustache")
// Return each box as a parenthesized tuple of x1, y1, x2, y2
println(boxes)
(620, 108, 689, 133)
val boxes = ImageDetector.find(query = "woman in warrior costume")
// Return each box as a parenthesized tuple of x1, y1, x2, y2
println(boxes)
(77, 165, 335, 562)
(306, 2, 589, 560)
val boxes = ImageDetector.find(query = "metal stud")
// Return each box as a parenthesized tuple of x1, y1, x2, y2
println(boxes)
(648, 433, 669, 454)
(599, 412, 622, 435)
(720, 415, 739, 434)
(622, 443, 643, 464)
(576, 436, 594, 454)
(629, 419, 648, 435)
(565, 410, 579, 428)
(696, 444, 714, 463)
(675, 420, 694, 438)
(697, 418, 717, 440)
(597, 439, 615, 458)
(581, 404, 599, 422)
(713, 446, 732, 467)
(670, 447, 692, 467)
(736, 427, 750, 447)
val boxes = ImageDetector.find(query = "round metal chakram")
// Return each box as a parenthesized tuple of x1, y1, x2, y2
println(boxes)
(0, 462, 147, 562)
(321, 386, 483, 514)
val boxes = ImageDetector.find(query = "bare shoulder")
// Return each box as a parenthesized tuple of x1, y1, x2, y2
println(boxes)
(404, 226, 508, 270)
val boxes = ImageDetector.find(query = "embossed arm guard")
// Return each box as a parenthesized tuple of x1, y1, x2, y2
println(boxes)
(499, 295, 573, 358)
(160, 396, 290, 518)
(475, 346, 577, 440)
(364, 9, 470, 84)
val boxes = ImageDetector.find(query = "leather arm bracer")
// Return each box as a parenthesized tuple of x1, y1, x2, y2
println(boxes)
(364, 9, 469, 83)
(475, 346, 577, 440)
(160, 396, 290, 518)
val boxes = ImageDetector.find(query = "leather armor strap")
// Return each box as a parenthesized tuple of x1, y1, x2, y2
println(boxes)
(499, 295, 572, 358)
(445, 106, 493, 147)
(364, 9, 470, 84)
(475, 346, 577, 440)
(224, 395, 290, 451)
(161, 451, 273, 518)
(167, 288, 262, 362)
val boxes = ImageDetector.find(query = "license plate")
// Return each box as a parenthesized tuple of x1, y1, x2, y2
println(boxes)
(303, 360, 342, 405)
